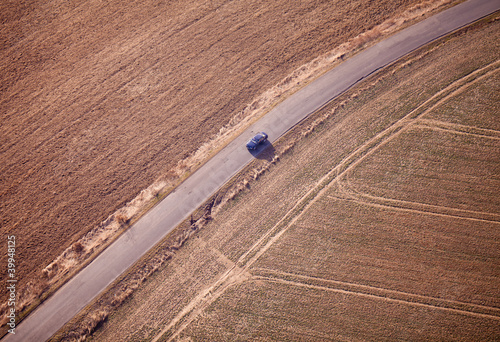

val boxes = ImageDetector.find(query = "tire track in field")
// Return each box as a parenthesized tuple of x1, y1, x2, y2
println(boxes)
(250, 268, 500, 320)
(334, 59, 500, 180)
(237, 60, 500, 270)
(332, 66, 500, 223)
(155, 58, 500, 342)
(415, 119, 500, 140)
(331, 176, 500, 224)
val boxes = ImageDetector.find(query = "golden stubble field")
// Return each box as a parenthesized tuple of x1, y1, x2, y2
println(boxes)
(1, 0, 442, 327)
(85, 15, 499, 341)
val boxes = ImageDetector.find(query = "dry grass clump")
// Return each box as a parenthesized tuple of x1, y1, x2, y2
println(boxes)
(62, 310, 109, 342)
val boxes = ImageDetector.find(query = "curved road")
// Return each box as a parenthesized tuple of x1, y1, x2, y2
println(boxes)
(4, 0, 499, 340)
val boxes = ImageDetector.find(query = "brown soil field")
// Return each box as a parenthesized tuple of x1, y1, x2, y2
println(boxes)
(77, 13, 500, 342)
(1, 0, 443, 327)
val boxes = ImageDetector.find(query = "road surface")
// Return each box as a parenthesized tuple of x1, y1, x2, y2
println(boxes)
(3, 0, 499, 340)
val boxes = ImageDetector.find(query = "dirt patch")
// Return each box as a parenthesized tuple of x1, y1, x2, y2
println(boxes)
(0, 0, 450, 330)
(82, 12, 499, 342)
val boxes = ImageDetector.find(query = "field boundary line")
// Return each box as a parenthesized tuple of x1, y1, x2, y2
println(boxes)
(250, 268, 500, 320)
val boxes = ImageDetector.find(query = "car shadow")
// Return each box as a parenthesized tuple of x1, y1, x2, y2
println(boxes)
(248, 140, 275, 161)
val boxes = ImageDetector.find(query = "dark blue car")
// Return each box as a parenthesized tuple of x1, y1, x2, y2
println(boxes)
(246, 132, 268, 150)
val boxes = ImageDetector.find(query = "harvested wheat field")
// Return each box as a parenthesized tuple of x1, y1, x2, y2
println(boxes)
(1, 0, 447, 330)
(79, 13, 500, 342)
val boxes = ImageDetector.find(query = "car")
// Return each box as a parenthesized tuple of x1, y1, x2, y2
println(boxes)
(246, 132, 268, 150)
